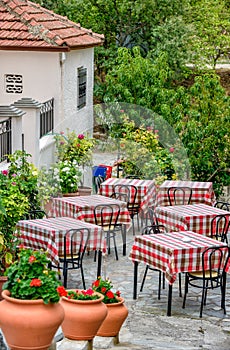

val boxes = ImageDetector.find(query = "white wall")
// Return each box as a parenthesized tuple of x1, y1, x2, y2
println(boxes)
(0, 51, 61, 105)
(0, 48, 95, 185)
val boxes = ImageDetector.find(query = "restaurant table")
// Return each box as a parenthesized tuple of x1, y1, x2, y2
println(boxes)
(16, 216, 106, 277)
(156, 180, 215, 207)
(129, 230, 229, 316)
(155, 203, 230, 236)
(52, 194, 131, 255)
(98, 178, 156, 214)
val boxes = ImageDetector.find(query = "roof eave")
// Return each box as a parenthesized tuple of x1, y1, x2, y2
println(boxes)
(0, 45, 70, 52)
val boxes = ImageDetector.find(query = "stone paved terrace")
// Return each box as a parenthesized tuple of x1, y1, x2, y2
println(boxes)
(1, 221, 230, 349)
(57, 221, 230, 350)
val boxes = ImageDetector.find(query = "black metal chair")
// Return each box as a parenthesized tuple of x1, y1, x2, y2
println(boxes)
(94, 175, 105, 193)
(113, 184, 141, 235)
(140, 206, 158, 227)
(140, 224, 167, 299)
(55, 228, 90, 288)
(94, 204, 121, 260)
(125, 175, 141, 179)
(210, 214, 230, 243)
(214, 201, 230, 211)
(167, 187, 192, 206)
(182, 246, 228, 318)
(24, 209, 48, 219)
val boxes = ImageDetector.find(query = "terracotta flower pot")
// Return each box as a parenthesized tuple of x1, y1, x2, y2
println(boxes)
(97, 297, 128, 337)
(0, 290, 65, 350)
(60, 291, 107, 340)
(78, 186, 92, 196)
(62, 192, 79, 197)
(0, 276, 7, 301)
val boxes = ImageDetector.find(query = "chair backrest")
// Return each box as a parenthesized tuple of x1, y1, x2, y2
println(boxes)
(63, 228, 90, 262)
(113, 184, 137, 204)
(142, 224, 167, 235)
(211, 214, 230, 243)
(94, 175, 105, 193)
(24, 210, 48, 220)
(201, 246, 226, 285)
(214, 201, 230, 211)
(125, 175, 141, 179)
(93, 204, 120, 229)
(145, 207, 159, 225)
(167, 187, 192, 206)
(110, 191, 129, 202)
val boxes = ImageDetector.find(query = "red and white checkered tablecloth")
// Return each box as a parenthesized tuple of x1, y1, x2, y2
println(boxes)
(98, 178, 156, 213)
(155, 204, 230, 236)
(52, 194, 131, 228)
(16, 217, 106, 265)
(156, 180, 216, 207)
(129, 230, 229, 285)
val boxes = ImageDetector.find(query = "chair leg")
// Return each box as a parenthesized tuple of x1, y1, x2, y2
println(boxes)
(113, 234, 119, 260)
(178, 273, 182, 297)
(140, 266, 149, 292)
(63, 262, 68, 288)
(80, 265, 86, 289)
(200, 287, 205, 318)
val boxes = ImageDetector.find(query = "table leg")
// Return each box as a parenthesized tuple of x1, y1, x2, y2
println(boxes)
(97, 250, 102, 278)
(222, 270, 226, 311)
(133, 261, 138, 299)
(167, 284, 172, 316)
(122, 225, 126, 256)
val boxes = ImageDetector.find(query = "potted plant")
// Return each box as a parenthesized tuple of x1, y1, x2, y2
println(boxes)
(92, 276, 128, 338)
(54, 130, 96, 195)
(58, 286, 107, 340)
(0, 248, 64, 350)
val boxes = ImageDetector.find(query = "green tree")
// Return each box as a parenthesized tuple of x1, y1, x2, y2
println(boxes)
(186, 0, 230, 68)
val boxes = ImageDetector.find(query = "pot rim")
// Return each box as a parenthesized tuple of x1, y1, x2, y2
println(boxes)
(1, 290, 57, 305)
(104, 296, 125, 306)
(61, 290, 104, 304)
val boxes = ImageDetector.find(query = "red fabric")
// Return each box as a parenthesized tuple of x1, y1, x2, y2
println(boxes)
(129, 231, 228, 285)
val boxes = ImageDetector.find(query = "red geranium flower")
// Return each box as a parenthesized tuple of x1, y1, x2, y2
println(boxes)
(57, 286, 68, 297)
(30, 278, 42, 287)
(101, 287, 107, 293)
(106, 290, 114, 299)
(29, 256, 36, 263)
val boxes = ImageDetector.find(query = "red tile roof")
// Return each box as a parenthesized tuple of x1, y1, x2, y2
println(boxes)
(0, 0, 104, 51)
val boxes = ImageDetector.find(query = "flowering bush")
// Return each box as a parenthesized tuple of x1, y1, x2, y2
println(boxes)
(3, 248, 62, 304)
(59, 159, 82, 194)
(54, 130, 96, 167)
(0, 168, 29, 275)
(92, 277, 121, 304)
(37, 164, 62, 205)
(57, 286, 101, 300)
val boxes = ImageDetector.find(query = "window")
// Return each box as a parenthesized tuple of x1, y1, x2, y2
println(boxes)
(5, 74, 23, 94)
(77, 67, 87, 109)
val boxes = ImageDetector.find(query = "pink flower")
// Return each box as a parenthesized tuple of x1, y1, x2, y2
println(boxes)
(12, 173, 17, 177)
(60, 131, 65, 135)
(2, 170, 8, 176)
(146, 126, 153, 131)
(78, 134, 84, 140)
(169, 147, 175, 153)
(11, 182, 16, 186)
(120, 109, 124, 113)
(154, 130, 159, 133)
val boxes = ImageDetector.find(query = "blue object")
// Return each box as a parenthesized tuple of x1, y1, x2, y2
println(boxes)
(92, 166, 107, 177)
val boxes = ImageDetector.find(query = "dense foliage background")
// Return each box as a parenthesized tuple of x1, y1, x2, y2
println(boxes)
(33, 0, 230, 196)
